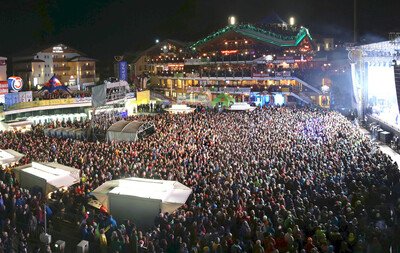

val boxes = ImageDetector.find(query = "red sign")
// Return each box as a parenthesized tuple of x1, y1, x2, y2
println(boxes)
(0, 81, 8, 95)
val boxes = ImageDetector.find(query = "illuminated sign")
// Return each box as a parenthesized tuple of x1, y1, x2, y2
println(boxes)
(7, 76, 23, 92)
(119, 61, 128, 81)
(0, 81, 8, 95)
(52, 46, 64, 53)
(221, 50, 238, 55)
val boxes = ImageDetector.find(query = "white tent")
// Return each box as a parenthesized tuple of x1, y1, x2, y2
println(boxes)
(92, 177, 192, 228)
(228, 102, 256, 111)
(0, 149, 25, 168)
(106, 120, 155, 142)
(13, 162, 80, 195)
(165, 104, 195, 114)
(0, 122, 11, 131)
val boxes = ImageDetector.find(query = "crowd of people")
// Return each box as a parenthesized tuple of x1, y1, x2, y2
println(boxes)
(1, 107, 400, 252)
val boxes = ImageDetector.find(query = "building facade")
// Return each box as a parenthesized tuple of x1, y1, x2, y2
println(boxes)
(0, 57, 6, 81)
(133, 21, 329, 106)
(13, 44, 98, 90)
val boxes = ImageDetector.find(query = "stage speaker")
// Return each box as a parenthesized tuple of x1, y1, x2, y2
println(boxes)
(394, 65, 400, 112)
(380, 131, 391, 143)
(54, 240, 65, 253)
(76, 240, 89, 253)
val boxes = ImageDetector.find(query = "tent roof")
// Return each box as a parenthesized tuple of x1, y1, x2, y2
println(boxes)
(92, 177, 192, 205)
(189, 23, 313, 50)
(14, 162, 80, 188)
(107, 120, 146, 133)
(0, 149, 25, 165)
(107, 120, 130, 132)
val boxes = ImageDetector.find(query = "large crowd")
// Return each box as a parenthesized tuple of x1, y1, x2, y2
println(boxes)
(1, 107, 400, 253)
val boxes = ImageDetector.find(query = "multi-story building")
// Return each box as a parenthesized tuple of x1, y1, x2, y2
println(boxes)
(133, 19, 328, 106)
(0, 57, 6, 81)
(13, 44, 98, 90)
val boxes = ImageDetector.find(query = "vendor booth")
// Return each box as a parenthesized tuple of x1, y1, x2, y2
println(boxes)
(13, 162, 80, 195)
(0, 149, 24, 168)
(165, 104, 196, 114)
(228, 102, 256, 111)
(92, 177, 192, 228)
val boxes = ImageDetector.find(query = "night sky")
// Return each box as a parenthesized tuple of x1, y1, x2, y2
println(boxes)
(1, 0, 400, 61)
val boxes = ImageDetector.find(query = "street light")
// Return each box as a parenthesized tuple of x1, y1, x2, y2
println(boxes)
(228, 16, 236, 25)
(155, 39, 159, 44)
(289, 17, 295, 26)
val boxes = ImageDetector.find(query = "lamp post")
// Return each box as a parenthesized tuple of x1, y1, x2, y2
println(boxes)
(289, 17, 295, 26)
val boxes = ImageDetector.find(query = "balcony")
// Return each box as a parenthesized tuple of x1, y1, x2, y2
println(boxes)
(80, 74, 96, 79)
(53, 66, 70, 71)
(81, 65, 95, 71)
(52, 58, 67, 62)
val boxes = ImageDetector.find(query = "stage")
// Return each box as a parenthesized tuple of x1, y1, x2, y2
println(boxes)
(349, 37, 400, 137)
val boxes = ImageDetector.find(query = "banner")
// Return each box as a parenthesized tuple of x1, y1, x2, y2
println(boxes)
(119, 61, 128, 81)
(92, 84, 107, 107)
(136, 90, 150, 105)
(0, 81, 8, 95)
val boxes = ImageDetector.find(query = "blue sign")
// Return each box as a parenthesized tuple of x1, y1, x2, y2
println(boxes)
(5, 92, 19, 107)
(119, 61, 128, 81)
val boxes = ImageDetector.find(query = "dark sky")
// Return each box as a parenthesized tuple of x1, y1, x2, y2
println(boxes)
(1, 0, 400, 61)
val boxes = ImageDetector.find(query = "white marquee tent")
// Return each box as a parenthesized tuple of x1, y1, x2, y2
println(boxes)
(165, 104, 195, 114)
(0, 149, 25, 168)
(92, 177, 192, 227)
(106, 120, 155, 142)
(228, 102, 256, 111)
(13, 162, 80, 195)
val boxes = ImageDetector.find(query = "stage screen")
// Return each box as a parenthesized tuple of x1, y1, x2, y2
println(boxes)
(368, 66, 400, 126)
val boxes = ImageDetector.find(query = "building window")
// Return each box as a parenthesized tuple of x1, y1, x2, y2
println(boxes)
(165, 91, 170, 97)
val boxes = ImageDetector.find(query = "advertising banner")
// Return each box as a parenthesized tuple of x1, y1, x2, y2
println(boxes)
(0, 81, 8, 95)
(119, 61, 128, 81)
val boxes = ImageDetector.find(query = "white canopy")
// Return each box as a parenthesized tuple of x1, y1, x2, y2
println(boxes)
(165, 104, 196, 114)
(92, 177, 192, 228)
(0, 122, 11, 132)
(13, 162, 80, 195)
(228, 102, 256, 111)
(0, 149, 25, 168)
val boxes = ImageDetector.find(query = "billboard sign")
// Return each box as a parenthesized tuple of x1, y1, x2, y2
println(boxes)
(0, 81, 8, 95)
(8, 76, 23, 92)
(119, 61, 128, 81)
